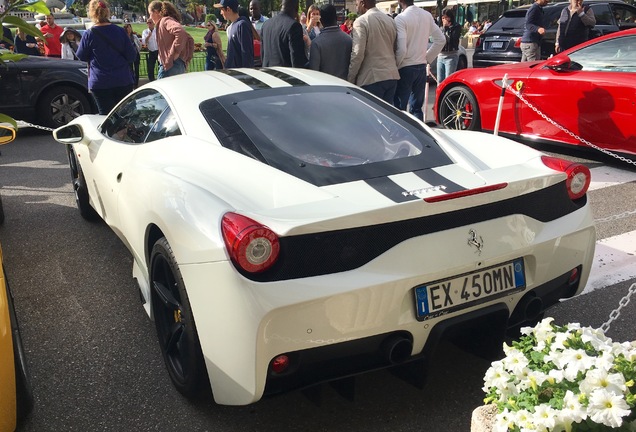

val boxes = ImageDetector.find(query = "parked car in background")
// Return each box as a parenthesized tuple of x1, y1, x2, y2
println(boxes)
(472, 0, 636, 67)
(435, 29, 636, 158)
(0, 125, 34, 432)
(54, 67, 595, 406)
(429, 44, 469, 82)
(0, 56, 96, 128)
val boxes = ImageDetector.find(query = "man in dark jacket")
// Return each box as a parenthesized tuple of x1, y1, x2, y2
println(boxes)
(215, 0, 254, 68)
(520, 0, 549, 61)
(260, 0, 308, 67)
(309, 4, 352, 79)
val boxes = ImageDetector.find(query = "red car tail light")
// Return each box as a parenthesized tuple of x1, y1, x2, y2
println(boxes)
(221, 212, 280, 273)
(541, 156, 591, 200)
(476, 37, 482, 48)
(513, 37, 521, 48)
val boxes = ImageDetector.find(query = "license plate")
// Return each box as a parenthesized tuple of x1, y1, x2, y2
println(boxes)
(490, 41, 504, 49)
(414, 259, 525, 321)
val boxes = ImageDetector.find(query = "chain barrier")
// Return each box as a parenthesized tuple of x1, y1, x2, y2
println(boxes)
(497, 79, 636, 334)
(600, 282, 636, 333)
(15, 120, 54, 132)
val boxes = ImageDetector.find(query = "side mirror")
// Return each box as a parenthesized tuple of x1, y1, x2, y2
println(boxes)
(545, 55, 572, 71)
(0, 125, 16, 145)
(53, 124, 84, 144)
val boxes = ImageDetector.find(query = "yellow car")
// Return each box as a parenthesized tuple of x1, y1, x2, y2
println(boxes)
(0, 125, 33, 431)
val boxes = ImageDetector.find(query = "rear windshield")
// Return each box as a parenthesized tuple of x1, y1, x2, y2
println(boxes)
(488, 6, 563, 32)
(200, 86, 452, 186)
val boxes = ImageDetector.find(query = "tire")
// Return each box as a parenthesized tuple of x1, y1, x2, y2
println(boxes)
(37, 85, 91, 129)
(66, 146, 99, 221)
(5, 271, 34, 421)
(150, 237, 208, 399)
(438, 86, 481, 131)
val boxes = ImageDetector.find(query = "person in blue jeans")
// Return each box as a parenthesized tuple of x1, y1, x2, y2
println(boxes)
(437, 8, 462, 83)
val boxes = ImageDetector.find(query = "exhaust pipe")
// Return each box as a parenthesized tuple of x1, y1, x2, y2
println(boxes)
(519, 295, 543, 322)
(382, 334, 413, 365)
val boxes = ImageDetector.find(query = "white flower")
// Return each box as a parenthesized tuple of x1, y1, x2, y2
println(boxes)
(559, 349, 595, 380)
(580, 369, 627, 396)
(560, 390, 587, 424)
(502, 348, 529, 375)
(532, 404, 557, 430)
(587, 388, 631, 428)
(580, 326, 610, 350)
(493, 408, 514, 432)
(483, 361, 510, 392)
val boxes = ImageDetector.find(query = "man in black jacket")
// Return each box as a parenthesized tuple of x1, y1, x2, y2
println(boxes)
(261, 0, 307, 67)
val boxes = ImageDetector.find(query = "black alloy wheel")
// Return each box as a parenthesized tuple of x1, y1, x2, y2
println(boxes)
(150, 237, 208, 399)
(66, 146, 98, 221)
(37, 85, 91, 129)
(438, 86, 482, 131)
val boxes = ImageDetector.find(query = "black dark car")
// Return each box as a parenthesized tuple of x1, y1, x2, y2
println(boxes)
(0, 55, 96, 128)
(472, 0, 636, 67)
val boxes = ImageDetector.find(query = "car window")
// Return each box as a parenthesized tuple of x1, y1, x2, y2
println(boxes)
(544, 6, 563, 29)
(590, 4, 613, 25)
(567, 34, 636, 72)
(488, 14, 526, 32)
(145, 107, 181, 142)
(610, 4, 636, 28)
(101, 89, 171, 143)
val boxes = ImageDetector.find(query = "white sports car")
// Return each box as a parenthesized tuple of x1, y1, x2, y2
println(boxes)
(53, 68, 596, 406)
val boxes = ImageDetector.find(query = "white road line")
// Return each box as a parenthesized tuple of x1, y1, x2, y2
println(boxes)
(582, 230, 636, 295)
(588, 166, 636, 191)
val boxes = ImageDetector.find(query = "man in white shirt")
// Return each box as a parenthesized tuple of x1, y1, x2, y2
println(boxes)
(141, 19, 159, 81)
(393, 0, 445, 120)
(249, 0, 268, 38)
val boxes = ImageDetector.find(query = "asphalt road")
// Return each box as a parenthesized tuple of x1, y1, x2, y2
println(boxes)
(1, 125, 635, 432)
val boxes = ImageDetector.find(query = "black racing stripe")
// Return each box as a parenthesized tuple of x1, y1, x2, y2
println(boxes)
(365, 177, 420, 203)
(220, 69, 271, 89)
(260, 68, 309, 86)
(413, 169, 466, 193)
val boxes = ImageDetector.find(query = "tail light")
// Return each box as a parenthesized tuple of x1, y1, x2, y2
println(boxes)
(541, 156, 591, 200)
(513, 37, 521, 48)
(221, 212, 280, 273)
(475, 37, 482, 48)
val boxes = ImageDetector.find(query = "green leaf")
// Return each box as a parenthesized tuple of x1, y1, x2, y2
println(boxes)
(1, 52, 28, 62)
(16, 0, 50, 15)
(0, 114, 18, 130)
(1, 15, 44, 39)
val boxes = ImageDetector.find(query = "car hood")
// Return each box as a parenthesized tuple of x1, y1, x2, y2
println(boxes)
(3, 55, 88, 70)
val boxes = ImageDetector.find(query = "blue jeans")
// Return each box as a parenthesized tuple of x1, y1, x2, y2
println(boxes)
(393, 64, 426, 120)
(437, 52, 459, 84)
(362, 79, 398, 105)
(157, 58, 186, 79)
(91, 84, 134, 115)
(205, 48, 222, 70)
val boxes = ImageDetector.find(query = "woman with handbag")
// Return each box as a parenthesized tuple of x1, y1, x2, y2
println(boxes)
(124, 23, 142, 88)
(76, 0, 137, 114)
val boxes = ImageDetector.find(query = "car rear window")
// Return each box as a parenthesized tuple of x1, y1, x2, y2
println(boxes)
(488, 14, 526, 32)
(200, 86, 452, 186)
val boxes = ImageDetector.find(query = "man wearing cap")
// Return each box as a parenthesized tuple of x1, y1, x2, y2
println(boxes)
(39, 14, 64, 57)
(214, 0, 253, 68)
(142, 19, 159, 81)
(260, 0, 307, 67)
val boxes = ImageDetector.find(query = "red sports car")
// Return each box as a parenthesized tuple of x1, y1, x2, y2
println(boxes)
(435, 28, 636, 157)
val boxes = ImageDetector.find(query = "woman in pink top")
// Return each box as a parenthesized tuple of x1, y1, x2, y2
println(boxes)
(147, 1, 194, 79)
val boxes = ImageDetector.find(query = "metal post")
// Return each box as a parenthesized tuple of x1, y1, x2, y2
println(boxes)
(493, 73, 508, 136)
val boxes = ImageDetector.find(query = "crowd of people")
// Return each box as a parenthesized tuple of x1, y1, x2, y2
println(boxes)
(1, 0, 600, 118)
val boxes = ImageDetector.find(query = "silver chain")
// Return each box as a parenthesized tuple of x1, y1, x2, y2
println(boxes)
(595, 209, 636, 224)
(16, 120, 55, 132)
(504, 85, 636, 167)
(502, 82, 636, 333)
(601, 282, 636, 333)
